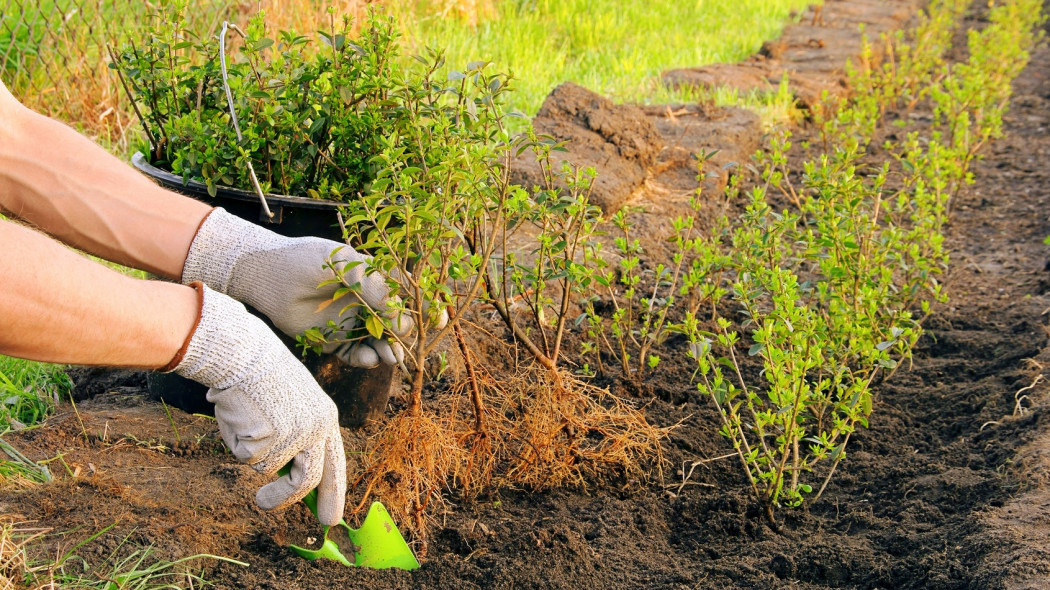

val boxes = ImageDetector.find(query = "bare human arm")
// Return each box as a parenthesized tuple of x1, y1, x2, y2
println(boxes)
(0, 219, 197, 367)
(0, 81, 211, 280)
(0, 78, 202, 366)
(0, 81, 347, 523)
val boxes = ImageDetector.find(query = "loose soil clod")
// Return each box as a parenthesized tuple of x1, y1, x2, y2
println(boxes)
(510, 82, 665, 214)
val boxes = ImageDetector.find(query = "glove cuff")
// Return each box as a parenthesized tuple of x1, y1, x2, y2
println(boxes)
(159, 281, 205, 372)
(166, 282, 271, 389)
(180, 208, 283, 294)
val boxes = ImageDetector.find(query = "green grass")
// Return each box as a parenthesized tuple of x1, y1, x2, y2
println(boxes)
(394, 0, 816, 116)
(0, 355, 72, 432)
(644, 73, 804, 130)
(3, 0, 815, 149)
(0, 356, 69, 486)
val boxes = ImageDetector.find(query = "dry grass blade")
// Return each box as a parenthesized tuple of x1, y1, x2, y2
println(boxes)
(1013, 374, 1044, 416)
(0, 517, 47, 590)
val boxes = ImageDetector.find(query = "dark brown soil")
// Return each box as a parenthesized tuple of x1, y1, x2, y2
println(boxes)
(5, 1, 1050, 588)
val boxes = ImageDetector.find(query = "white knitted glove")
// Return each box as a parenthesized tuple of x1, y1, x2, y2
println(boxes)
(166, 282, 347, 525)
(181, 208, 408, 368)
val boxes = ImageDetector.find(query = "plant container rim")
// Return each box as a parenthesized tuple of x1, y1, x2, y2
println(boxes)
(130, 152, 345, 211)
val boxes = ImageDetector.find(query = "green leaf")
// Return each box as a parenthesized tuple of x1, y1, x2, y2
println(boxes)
(829, 443, 846, 461)
(365, 315, 385, 339)
(302, 327, 324, 343)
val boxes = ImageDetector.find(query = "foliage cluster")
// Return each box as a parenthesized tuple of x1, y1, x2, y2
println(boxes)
(114, 5, 404, 199)
(1, 0, 493, 151)
(677, 0, 1045, 518)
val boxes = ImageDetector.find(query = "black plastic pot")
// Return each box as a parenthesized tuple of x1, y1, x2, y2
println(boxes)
(131, 152, 346, 237)
(132, 152, 394, 428)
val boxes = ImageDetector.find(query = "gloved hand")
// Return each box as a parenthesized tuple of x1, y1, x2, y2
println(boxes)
(165, 282, 346, 525)
(181, 208, 408, 368)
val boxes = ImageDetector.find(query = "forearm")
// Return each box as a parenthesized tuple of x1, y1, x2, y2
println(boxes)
(0, 219, 198, 368)
(0, 97, 211, 279)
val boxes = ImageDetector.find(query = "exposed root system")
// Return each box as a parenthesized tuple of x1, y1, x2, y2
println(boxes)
(497, 367, 669, 491)
(355, 362, 668, 547)
(351, 409, 465, 553)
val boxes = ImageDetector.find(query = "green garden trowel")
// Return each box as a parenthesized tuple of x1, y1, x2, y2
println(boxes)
(280, 467, 419, 570)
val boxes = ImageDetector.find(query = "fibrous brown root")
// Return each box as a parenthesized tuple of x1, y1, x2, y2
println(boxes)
(355, 365, 669, 551)
(449, 363, 512, 500)
(351, 408, 465, 555)
(498, 366, 669, 490)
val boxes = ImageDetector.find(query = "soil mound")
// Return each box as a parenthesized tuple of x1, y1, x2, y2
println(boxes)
(662, 0, 925, 108)
(639, 103, 761, 198)
(510, 81, 664, 213)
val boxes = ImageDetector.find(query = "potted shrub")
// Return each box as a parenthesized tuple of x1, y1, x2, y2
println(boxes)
(113, 8, 416, 426)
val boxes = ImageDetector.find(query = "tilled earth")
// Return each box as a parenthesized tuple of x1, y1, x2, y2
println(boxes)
(4, 1, 1050, 588)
